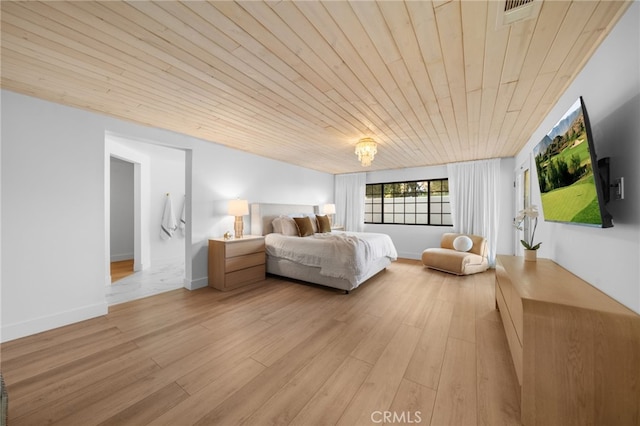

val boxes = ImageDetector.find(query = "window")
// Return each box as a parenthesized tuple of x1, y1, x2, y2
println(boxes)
(364, 179, 452, 226)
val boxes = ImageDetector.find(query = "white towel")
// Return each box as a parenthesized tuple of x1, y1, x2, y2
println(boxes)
(179, 196, 186, 237)
(161, 194, 177, 240)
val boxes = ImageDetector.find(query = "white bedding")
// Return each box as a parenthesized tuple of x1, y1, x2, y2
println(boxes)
(265, 231, 398, 283)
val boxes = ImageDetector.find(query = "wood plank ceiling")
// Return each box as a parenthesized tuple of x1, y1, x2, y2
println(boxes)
(1, 1, 631, 174)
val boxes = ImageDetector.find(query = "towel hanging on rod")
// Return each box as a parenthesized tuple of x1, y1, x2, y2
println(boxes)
(161, 193, 177, 240)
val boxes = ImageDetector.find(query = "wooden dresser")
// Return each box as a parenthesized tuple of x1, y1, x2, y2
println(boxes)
(208, 235, 265, 291)
(495, 255, 640, 426)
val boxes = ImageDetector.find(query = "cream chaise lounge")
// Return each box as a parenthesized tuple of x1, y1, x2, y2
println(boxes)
(421, 232, 489, 275)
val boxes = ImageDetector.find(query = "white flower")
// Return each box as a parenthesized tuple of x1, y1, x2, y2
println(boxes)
(513, 205, 542, 251)
(523, 205, 539, 218)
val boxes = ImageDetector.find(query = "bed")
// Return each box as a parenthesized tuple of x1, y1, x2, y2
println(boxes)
(250, 203, 397, 292)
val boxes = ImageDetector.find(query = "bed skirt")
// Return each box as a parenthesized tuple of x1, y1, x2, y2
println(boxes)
(266, 255, 391, 292)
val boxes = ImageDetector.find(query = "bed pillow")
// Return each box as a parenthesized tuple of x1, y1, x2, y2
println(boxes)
(272, 216, 283, 234)
(281, 216, 299, 236)
(304, 214, 318, 233)
(274, 216, 298, 236)
(293, 216, 315, 237)
(316, 215, 332, 233)
(453, 235, 473, 252)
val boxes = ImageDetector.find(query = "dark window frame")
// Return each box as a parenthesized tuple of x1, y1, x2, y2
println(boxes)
(364, 178, 452, 226)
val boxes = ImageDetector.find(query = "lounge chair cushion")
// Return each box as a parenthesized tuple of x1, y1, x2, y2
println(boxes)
(422, 233, 489, 275)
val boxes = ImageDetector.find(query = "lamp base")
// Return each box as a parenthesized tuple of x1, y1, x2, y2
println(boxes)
(234, 216, 244, 239)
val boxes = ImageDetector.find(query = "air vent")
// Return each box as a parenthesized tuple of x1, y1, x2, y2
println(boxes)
(504, 0, 534, 12)
(497, 0, 542, 27)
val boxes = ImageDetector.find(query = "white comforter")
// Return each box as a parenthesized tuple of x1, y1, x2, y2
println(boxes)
(265, 231, 398, 281)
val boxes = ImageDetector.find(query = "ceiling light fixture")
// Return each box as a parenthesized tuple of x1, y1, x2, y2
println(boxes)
(355, 137, 377, 167)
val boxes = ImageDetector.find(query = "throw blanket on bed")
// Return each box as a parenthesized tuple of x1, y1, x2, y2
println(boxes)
(265, 231, 397, 281)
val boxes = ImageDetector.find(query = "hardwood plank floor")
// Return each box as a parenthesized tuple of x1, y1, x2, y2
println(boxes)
(111, 259, 135, 283)
(0, 259, 521, 425)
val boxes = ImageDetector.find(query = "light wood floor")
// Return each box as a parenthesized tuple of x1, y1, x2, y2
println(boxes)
(111, 259, 135, 283)
(0, 259, 521, 425)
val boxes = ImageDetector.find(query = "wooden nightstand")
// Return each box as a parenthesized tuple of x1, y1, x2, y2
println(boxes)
(208, 235, 265, 291)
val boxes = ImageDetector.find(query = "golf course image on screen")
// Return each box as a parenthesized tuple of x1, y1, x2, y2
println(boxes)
(533, 99, 602, 225)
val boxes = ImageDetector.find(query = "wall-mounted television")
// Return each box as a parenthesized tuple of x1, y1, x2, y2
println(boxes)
(533, 96, 613, 228)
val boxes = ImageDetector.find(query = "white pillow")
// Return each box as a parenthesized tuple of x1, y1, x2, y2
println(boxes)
(453, 235, 473, 252)
(272, 217, 283, 234)
(271, 215, 298, 235)
(279, 216, 299, 236)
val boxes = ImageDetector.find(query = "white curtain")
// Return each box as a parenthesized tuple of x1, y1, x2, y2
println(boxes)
(335, 173, 366, 232)
(447, 159, 501, 266)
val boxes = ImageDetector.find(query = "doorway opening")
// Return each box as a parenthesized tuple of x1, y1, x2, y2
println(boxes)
(105, 133, 192, 306)
(110, 156, 135, 281)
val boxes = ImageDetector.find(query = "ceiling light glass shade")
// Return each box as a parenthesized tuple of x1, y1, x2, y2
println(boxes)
(355, 137, 377, 167)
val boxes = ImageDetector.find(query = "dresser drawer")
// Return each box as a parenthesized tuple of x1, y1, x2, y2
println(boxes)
(224, 265, 265, 290)
(496, 264, 523, 344)
(496, 279, 523, 386)
(509, 287, 523, 345)
(226, 252, 265, 273)
(225, 239, 265, 258)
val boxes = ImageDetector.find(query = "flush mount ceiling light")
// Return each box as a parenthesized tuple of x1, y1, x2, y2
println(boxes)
(355, 137, 378, 167)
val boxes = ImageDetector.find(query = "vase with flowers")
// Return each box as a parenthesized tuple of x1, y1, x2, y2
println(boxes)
(514, 205, 541, 261)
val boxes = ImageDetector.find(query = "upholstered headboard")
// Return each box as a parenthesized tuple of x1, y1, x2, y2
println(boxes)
(250, 203, 318, 236)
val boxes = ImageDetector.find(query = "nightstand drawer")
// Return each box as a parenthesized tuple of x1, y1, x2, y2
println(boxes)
(226, 252, 265, 273)
(225, 239, 264, 258)
(225, 265, 265, 289)
(208, 235, 266, 291)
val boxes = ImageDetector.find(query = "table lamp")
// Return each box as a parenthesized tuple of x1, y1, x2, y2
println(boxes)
(228, 199, 249, 238)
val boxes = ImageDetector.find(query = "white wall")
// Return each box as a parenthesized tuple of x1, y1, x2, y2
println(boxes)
(2, 94, 109, 341)
(514, 2, 640, 313)
(1, 90, 333, 342)
(110, 157, 135, 262)
(363, 159, 515, 260)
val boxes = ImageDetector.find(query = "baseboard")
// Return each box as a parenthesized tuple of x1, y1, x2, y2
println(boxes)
(397, 251, 421, 260)
(185, 276, 208, 290)
(110, 253, 134, 262)
(1, 302, 108, 343)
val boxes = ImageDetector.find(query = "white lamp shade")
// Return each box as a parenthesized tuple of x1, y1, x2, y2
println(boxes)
(228, 199, 249, 216)
(322, 203, 336, 215)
